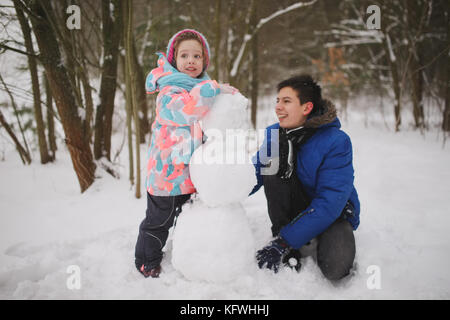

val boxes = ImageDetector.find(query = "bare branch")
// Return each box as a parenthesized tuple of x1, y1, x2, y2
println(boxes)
(230, 0, 317, 77)
(255, 0, 317, 32)
(0, 42, 40, 58)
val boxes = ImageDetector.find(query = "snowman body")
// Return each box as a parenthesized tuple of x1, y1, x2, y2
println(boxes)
(171, 93, 257, 283)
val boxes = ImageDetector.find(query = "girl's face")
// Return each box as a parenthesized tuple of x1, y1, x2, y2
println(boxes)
(276, 87, 313, 129)
(175, 39, 204, 78)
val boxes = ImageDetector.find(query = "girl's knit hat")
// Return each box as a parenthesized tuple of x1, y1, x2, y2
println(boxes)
(166, 29, 211, 71)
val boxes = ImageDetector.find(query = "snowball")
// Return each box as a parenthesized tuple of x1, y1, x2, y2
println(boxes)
(189, 93, 257, 207)
(190, 142, 256, 206)
(201, 92, 251, 132)
(171, 200, 255, 283)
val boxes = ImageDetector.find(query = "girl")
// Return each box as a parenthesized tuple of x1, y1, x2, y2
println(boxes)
(135, 29, 236, 278)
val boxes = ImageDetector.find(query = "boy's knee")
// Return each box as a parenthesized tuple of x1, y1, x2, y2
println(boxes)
(317, 218, 356, 281)
(318, 258, 353, 281)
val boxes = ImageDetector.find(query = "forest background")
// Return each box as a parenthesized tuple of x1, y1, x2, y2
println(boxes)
(0, 0, 449, 196)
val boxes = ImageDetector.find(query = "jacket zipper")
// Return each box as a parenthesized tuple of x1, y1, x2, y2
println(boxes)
(290, 208, 315, 225)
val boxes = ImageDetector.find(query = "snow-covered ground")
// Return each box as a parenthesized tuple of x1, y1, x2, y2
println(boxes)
(1, 110, 449, 299)
(1, 0, 449, 300)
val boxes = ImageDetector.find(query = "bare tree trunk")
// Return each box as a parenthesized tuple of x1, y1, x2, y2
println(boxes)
(250, 2, 258, 129)
(0, 110, 32, 165)
(168, 0, 174, 36)
(383, 32, 402, 131)
(124, 0, 141, 198)
(410, 55, 425, 130)
(229, 0, 255, 87)
(94, 0, 122, 160)
(406, 0, 427, 131)
(27, 0, 96, 192)
(121, 53, 134, 185)
(44, 72, 57, 159)
(223, 0, 235, 84)
(443, 4, 450, 132)
(129, 1, 141, 199)
(213, 0, 222, 81)
(392, 68, 402, 132)
(79, 65, 94, 144)
(14, 2, 51, 164)
(93, 103, 104, 159)
(0, 72, 31, 160)
(444, 57, 450, 131)
(47, 0, 83, 111)
(132, 41, 149, 143)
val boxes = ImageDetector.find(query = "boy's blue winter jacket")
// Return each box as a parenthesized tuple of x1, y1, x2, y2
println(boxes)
(251, 113, 360, 249)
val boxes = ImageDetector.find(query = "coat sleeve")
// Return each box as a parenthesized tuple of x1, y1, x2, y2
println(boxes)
(249, 125, 280, 196)
(155, 80, 220, 127)
(280, 132, 355, 249)
(249, 150, 264, 196)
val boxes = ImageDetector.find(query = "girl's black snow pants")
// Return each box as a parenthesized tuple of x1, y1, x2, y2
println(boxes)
(263, 173, 356, 281)
(135, 192, 191, 270)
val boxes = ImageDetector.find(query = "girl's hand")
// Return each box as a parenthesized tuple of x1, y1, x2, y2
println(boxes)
(220, 83, 238, 95)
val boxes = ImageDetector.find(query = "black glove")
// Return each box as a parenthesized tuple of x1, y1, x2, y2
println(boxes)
(256, 236, 290, 273)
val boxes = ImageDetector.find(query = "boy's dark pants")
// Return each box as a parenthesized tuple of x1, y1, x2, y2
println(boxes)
(263, 174, 356, 281)
(135, 192, 191, 270)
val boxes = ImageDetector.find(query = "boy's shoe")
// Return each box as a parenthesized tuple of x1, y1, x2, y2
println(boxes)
(138, 264, 162, 278)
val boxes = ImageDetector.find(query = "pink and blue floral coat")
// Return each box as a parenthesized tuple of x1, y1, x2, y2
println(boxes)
(145, 53, 220, 196)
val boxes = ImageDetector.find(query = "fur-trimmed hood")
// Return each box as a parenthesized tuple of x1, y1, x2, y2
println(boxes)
(304, 99, 337, 129)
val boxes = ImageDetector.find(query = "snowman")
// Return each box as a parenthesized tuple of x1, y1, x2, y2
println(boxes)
(171, 92, 257, 283)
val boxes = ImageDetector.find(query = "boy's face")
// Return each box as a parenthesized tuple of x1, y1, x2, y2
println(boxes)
(276, 87, 313, 129)
(175, 39, 204, 78)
